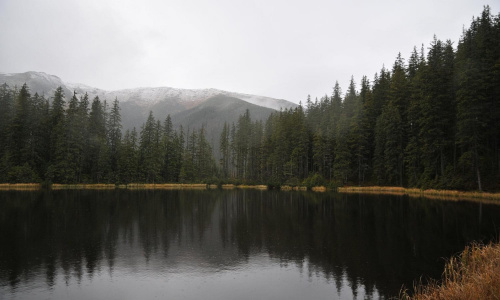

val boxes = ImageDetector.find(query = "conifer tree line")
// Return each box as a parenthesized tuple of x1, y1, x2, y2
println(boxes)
(0, 7, 498, 190)
(0, 85, 217, 184)
(219, 7, 500, 191)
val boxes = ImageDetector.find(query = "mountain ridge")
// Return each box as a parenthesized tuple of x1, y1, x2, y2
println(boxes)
(0, 71, 296, 111)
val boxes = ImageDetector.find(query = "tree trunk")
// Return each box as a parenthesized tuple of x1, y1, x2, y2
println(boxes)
(477, 167, 482, 192)
(440, 148, 444, 176)
(474, 144, 482, 192)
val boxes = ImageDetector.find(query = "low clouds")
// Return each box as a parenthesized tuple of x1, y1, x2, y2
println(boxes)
(1, 0, 498, 103)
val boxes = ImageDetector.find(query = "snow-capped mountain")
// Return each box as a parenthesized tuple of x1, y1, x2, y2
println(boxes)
(65, 83, 295, 111)
(1, 71, 296, 111)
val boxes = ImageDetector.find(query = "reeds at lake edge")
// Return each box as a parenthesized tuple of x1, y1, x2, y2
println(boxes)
(400, 242, 500, 300)
(2, 183, 497, 202)
(124, 183, 207, 189)
(51, 184, 116, 190)
(338, 186, 500, 203)
(0, 183, 41, 190)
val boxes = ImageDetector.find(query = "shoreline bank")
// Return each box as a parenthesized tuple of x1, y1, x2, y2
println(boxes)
(1, 183, 499, 203)
(338, 186, 500, 203)
(0, 183, 269, 191)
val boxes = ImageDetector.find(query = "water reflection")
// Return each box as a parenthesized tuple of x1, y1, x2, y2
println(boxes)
(0, 190, 499, 299)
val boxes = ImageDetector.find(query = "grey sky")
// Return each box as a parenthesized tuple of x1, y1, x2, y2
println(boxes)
(1, 0, 498, 104)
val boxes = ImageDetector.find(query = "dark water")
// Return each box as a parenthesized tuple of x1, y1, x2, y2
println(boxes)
(1, 190, 499, 300)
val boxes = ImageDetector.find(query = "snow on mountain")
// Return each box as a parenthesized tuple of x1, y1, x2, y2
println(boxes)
(65, 80, 297, 111)
(2, 71, 297, 111)
(0, 71, 70, 97)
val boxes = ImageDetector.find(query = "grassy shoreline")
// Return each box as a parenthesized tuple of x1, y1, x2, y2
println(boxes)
(338, 186, 500, 203)
(1, 183, 499, 203)
(400, 242, 500, 299)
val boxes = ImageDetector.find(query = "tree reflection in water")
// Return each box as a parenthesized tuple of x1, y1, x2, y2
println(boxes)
(0, 189, 499, 299)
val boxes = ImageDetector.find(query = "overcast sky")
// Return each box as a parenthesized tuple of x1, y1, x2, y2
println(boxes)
(1, 0, 498, 104)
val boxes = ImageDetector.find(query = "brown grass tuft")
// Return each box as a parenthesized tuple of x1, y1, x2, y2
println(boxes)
(400, 242, 500, 300)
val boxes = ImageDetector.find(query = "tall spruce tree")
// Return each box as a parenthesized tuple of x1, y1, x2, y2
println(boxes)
(219, 122, 230, 179)
(108, 97, 122, 181)
(88, 96, 109, 183)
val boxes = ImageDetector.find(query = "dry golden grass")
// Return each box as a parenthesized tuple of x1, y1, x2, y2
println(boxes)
(401, 242, 500, 300)
(311, 186, 327, 192)
(281, 185, 320, 191)
(51, 184, 116, 190)
(237, 184, 268, 190)
(0, 183, 41, 190)
(125, 183, 207, 189)
(338, 186, 500, 203)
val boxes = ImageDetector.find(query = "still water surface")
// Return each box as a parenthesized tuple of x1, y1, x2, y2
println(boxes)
(1, 190, 499, 299)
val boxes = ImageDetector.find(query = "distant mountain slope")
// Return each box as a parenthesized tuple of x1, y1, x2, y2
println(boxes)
(0, 71, 297, 131)
(0, 71, 72, 97)
(171, 95, 276, 152)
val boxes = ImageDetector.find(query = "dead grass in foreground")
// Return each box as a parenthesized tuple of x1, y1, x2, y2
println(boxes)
(400, 242, 500, 300)
(338, 186, 500, 203)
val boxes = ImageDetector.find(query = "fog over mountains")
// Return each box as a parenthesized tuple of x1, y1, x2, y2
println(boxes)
(0, 71, 297, 152)
(0, 71, 297, 130)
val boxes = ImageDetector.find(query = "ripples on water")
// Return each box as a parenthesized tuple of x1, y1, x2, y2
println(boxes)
(0, 190, 499, 299)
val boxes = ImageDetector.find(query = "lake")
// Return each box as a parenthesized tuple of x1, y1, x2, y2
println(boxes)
(1, 189, 499, 299)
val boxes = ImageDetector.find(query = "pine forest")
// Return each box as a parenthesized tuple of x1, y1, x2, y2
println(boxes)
(1, 7, 499, 191)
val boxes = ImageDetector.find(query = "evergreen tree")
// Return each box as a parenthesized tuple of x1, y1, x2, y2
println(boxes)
(162, 115, 176, 182)
(180, 128, 196, 182)
(0, 84, 13, 157)
(52, 92, 81, 183)
(49, 86, 65, 157)
(455, 6, 498, 190)
(118, 128, 139, 183)
(356, 76, 373, 184)
(77, 93, 90, 181)
(108, 98, 122, 181)
(9, 84, 32, 167)
(219, 122, 230, 179)
(235, 109, 251, 179)
(88, 96, 109, 183)
(388, 54, 409, 185)
(405, 47, 426, 187)
(334, 78, 358, 184)
(375, 102, 404, 186)
(139, 111, 162, 183)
